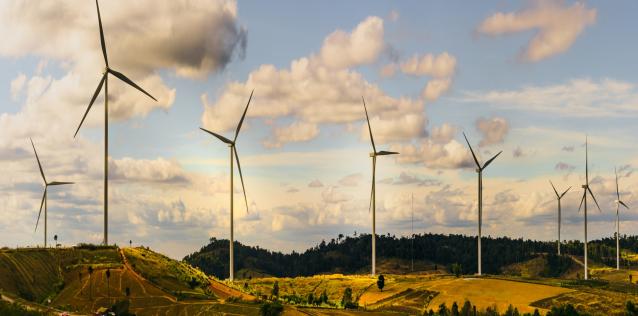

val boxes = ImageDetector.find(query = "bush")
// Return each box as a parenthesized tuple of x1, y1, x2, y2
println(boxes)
(0, 301, 46, 316)
(627, 301, 638, 316)
(546, 304, 581, 316)
(259, 301, 284, 316)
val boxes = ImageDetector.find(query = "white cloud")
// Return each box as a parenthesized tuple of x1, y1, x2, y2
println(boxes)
(263, 121, 319, 149)
(422, 78, 452, 101)
(10, 73, 27, 101)
(393, 139, 473, 169)
(319, 17, 385, 69)
(360, 113, 426, 144)
(109, 157, 190, 184)
(477, 0, 597, 62)
(461, 78, 638, 118)
(308, 179, 324, 188)
(399, 52, 456, 78)
(338, 173, 363, 187)
(476, 116, 509, 147)
(431, 123, 457, 144)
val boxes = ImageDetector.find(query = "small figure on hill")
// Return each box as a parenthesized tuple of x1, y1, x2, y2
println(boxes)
(377, 274, 385, 292)
(54, 235, 58, 247)
(106, 269, 111, 298)
(271, 280, 279, 299)
(129, 240, 132, 247)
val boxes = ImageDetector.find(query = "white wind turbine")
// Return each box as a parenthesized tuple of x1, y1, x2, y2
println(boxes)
(577, 137, 602, 280)
(200, 90, 253, 282)
(613, 167, 629, 270)
(362, 97, 399, 276)
(463, 132, 502, 276)
(550, 181, 570, 255)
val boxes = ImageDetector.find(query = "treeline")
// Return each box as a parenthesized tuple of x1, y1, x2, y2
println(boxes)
(184, 233, 628, 279)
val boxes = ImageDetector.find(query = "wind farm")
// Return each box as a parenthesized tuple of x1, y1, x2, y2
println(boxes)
(2, 1, 638, 316)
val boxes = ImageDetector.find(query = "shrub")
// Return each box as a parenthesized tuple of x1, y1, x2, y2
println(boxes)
(259, 301, 284, 316)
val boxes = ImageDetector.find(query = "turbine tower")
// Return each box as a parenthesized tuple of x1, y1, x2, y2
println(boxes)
(549, 181, 570, 255)
(30, 139, 73, 248)
(362, 97, 399, 276)
(74, 0, 157, 245)
(463, 133, 502, 276)
(200, 90, 253, 282)
(577, 137, 602, 280)
(613, 167, 629, 270)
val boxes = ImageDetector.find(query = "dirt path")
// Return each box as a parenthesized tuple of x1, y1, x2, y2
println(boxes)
(118, 249, 177, 303)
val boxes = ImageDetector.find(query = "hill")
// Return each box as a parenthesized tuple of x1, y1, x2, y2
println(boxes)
(0, 245, 261, 315)
(185, 233, 631, 279)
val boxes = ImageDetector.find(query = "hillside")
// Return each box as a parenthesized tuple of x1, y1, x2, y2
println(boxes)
(0, 245, 260, 315)
(184, 233, 632, 279)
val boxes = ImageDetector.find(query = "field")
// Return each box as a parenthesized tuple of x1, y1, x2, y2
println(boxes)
(0, 246, 261, 315)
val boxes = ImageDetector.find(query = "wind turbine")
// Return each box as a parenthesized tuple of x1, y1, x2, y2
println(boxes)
(462, 132, 502, 276)
(73, 0, 157, 245)
(362, 97, 399, 276)
(613, 167, 629, 270)
(577, 137, 602, 280)
(550, 181, 571, 255)
(30, 139, 73, 248)
(200, 90, 253, 282)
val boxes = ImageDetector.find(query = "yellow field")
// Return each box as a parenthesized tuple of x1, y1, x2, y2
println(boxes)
(423, 277, 572, 313)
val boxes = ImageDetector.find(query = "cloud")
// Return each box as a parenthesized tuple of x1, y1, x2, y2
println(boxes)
(286, 187, 299, 193)
(393, 139, 473, 169)
(475, 117, 509, 147)
(10, 73, 27, 101)
(360, 113, 426, 144)
(109, 157, 190, 184)
(555, 162, 575, 171)
(431, 123, 456, 144)
(392, 172, 441, 187)
(201, 16, 425, 146)
(322, 186, 350, 204)
(477, 0, 596, 62)
(399, 52, 456, 78)
(338, 173, 363, 187)
(512, 146, 525, 158)
(379, 63, 397, 78)
(388, 10, 400, 22)
(461, 78, 638, 118)
(319, 17, 385, 69)
(422, 78, 452, 101)
(562, 145, 574, 152)
(263, 121, 319, 148)
(308, 179, 324, 188)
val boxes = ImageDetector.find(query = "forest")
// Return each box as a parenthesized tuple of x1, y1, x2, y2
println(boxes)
(184, 233, 628, 279)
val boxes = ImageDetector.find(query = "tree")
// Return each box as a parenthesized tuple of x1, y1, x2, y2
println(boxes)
(307, 293, 314, 305)
(437, 303, 449, 316)
(54, 235, 58, 247)
(106, 269, 111, 299)
(88, 266, 94, 299)
(341, 287, 354, 308)
(627, 301, 638, 316)
(451, 302, 459, 316)
(320, 289, 328, 305)
(129, 240, 132, 248)
(461, 300, 472, 316)
(272, 281, 279, 299)
(377, 274, 385, 292)
(259, 301, 283, 316)
(125, 287, 130, 297)
(451, 263, 462, 277)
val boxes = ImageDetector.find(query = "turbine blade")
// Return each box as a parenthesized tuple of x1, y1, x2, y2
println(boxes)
(560, 187, 571, 199)
(108, 69, 157, 101)
(587, 187, 602, 213)
(362, 97, 376, 153)
(74, 74, 106, 138)
(578, 191, 586, 213)
(35, 189, 46, 232)
(233, 147, 249, 213)
(96, 0, 108, 67)
(376, 151, 399, 156)
(200, 128, 233, 144)
(29, 138, 46, 183)
(549, 180, 559, 197)
(234, 89, 254, 143)
(615, 167, 620, 200)
(619, 200, 629, 209)
(462, 132, 480, 168)
(48, 181, 74, 186)
(482, 151, 502, 169)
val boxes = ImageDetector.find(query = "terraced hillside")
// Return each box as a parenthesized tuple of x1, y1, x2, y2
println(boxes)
(0, 246, 260, 315)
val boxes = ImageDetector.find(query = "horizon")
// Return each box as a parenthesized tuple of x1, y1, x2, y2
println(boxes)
(2, 0, 638, 261)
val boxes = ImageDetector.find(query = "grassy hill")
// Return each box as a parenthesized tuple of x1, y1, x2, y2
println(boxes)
(0, 245, 261, 315)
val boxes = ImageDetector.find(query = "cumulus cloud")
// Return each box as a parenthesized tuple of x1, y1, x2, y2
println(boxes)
(399, 52, 456, 78)
(263, 121, 319, 149)
(555, 162, 575, 171)
(475, 117, 509, 147)
(308, 179, 324, 188)
(338, 173, 363, 187)
(392, 172, 441, 187)
(322, 186, 351, 204)
(422, 78, 452, 101)
(201, 16, 425, 146)
(477, 0, 597, 62)
(461, 78, 638, 118)
(562, 145, 574, 152)
(10, 73, 27, 101)
(431, 123, 456, 144)
(319, 17, 385, 69)
(393, 139, 473, 169)
(359, 113, 426, 144)
(109, 157, 190, 184)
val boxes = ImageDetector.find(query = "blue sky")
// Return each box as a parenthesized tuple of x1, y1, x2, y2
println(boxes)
(1, 0, 637, 259)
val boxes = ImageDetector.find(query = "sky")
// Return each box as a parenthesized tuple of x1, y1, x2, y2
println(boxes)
(1, 0, 638, 259)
